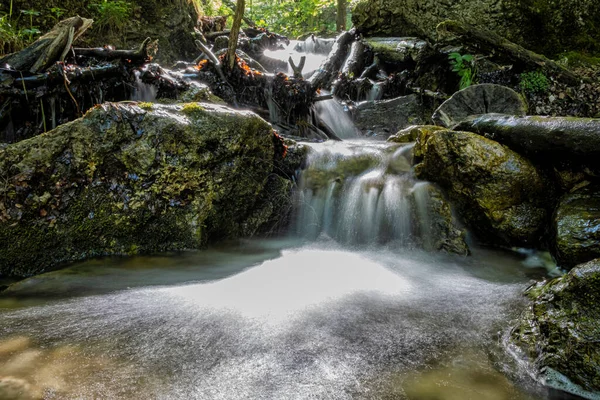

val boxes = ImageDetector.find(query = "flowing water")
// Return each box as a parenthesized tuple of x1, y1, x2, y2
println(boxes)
(0, 137, 565, 399)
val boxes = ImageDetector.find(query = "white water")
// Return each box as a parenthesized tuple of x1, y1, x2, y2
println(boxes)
(295, 140, 433, 246)
(131, 70, 158, 102)
(263, 40, 327, 78)
(314, 95, 359, 139)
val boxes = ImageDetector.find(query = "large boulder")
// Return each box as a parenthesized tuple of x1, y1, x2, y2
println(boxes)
(509, 259, 600, 397)
(455, 114, 600, 173)
(0, 102, 290, 278)
(414, 130, 549, 247)
(352, 0, 600, 57)
(432, 84, 527, 128)
(353, 95, 425, 137)
(553, 184, 600, 269)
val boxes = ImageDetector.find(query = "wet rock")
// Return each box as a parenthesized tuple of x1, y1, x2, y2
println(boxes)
(509, 258, 600, 396)
(387, 125, 445, 144)
(352, 0, 600, 57)
(455, 114, 600, 172)
(0, 102, 288, 278)
(432, 84, 527, 128)
(364, 37, 432, 64)
(411, 183, 470, 256)
(353, 95, 425, 137)
(553, 184, 600, 269)
(275, 139, 311, 180)
(414, 130, 548, 247)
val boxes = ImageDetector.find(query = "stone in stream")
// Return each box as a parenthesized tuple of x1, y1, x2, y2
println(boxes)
(414, 130, 549, 247)
(553, 184, 600, 269)
(432, 84, 527, 128)
(509, 258, 600, 398)
(455, 114, 600, 173)
(0, 102, 293, 278)
(353, 95, 425, 137)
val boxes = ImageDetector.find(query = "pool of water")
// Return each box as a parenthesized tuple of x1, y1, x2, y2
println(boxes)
(0, 238, 566, 399)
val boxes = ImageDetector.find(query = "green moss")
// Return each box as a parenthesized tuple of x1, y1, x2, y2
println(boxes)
(181, 102, 206, 115)
(138, 102, 154, 110)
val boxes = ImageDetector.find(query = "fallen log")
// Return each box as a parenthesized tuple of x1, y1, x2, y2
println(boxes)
(309, 30, 355, 91)
(436, 20, 583, 85)
(340, 40, 367, 77)
(73, 38, 154, 63)
(0, 16, 93, 73)
(454, 114, 600, 169)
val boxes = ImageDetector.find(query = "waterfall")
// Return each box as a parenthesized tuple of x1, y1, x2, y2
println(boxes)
(262, 40, 328, 78)
(314, 95, 358, 139)
(294, 140, 437, 247)
(131, 70, 157, 102)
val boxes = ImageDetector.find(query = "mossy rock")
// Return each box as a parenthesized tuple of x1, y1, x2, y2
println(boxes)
(509, 258, 600, 396)
(387, 125, 445, 144)
(414, 130, 549, 247)
(364, 37, 432, 64)
(353, 95, 425, 137)
(352, 0, 600, 57)
(553, 184, 600, 269)
(0, 102, 287, 278)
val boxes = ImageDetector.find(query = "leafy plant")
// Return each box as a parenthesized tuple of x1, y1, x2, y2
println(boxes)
(519, 71, 550, 94)
(89, 0, 132, 34)
(448, 52, 476, 90)
(49, 7, 66, 22)
(0, 14, 22, 55)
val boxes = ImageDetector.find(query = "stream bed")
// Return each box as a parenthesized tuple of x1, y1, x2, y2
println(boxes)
(0, 238, 562, 399)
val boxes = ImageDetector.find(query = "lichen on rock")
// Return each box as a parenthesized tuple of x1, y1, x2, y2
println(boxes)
(414, 130, 549, 247)
(0, 102, 290, 277)
(509, 258, 600, 396)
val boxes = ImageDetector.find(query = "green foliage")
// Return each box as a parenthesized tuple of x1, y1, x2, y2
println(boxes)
(448, 52, 476, 90)
(88, 0, 132, 34)
(0, 14, 22, 55)
(249, 0, 340, 38)
(519, 71, 550, 94)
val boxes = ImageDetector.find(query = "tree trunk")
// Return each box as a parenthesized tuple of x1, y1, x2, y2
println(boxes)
(227, 0, 246, 71)
(336, 0, 347, 32)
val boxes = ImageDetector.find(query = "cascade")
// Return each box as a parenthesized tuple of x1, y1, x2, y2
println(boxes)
(131, 70, 158, 102)
(294, 140, 437, 247)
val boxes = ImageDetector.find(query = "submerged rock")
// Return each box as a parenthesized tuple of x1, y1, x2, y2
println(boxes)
(553, 184, 600, 269)
(0, 102, 290, 278)
(509, 258, 600, 396)
(432, 84, 527, 128)
(414, 130, 548, 247)
(455, 114, 600, 172)
(353, 95, 425, 137)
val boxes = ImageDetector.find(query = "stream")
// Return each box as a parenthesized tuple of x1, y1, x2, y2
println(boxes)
(0, 42, 570, 400)
(0, 137, 565, 399)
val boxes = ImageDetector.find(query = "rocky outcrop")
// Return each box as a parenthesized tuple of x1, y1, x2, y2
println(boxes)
(509, 259, 600, 397)
(353, 95, 425, 137)
(0, 102, 291, 278)
(352, 0, 600, 57)
(455, 114, 600, 172)
(414, 130, 549, 247)
(432, 84, 527, 128)
(553, 184, 600, 269)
